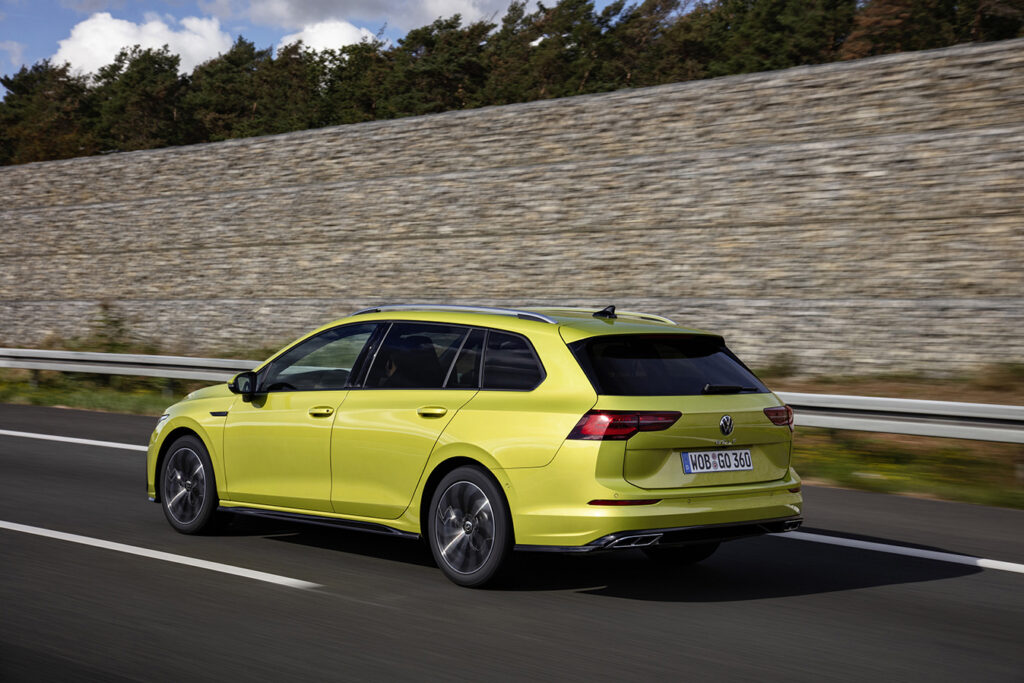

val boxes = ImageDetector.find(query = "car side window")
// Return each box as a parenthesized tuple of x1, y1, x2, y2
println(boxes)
(482, 331, 544, 390)
(261, 323, 377, 392)
(445, 328, 485, 389)
(364, 323, 470, 389)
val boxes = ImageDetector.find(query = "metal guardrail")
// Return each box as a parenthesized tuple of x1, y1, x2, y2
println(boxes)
(776, 392, 1024, 444)
(0, 348, 258, 382)
(1, 349, 1022, 443)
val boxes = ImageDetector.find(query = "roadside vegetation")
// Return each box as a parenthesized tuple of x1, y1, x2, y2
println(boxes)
(3, 0, 1023, 166)
(762, 363, 1024, 510)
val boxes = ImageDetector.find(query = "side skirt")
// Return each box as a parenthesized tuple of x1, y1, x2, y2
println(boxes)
(218, 506, 421, 540)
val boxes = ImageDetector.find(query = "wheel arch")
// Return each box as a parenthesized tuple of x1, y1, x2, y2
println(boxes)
(153, 426, 212, 503)
(418, 456, 515, 544)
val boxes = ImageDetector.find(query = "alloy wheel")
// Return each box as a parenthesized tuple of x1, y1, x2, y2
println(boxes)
(433, 481, 495, 575)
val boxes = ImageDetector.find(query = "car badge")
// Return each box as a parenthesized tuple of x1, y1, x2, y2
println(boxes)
(719, 415, 734, 436)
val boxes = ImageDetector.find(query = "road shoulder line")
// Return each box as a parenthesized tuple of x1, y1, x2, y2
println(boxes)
(0, 520, 322, 590)
(774, 530, 1024, 575)
(0, 428, 147, 452)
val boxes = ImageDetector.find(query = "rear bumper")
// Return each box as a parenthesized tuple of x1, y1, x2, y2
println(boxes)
(514, 516, 802, 553)
(502, 455, 803, 546)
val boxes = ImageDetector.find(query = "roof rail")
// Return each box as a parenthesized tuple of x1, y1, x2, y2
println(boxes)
(529, 307, 677, 326)
(350, 304, 558, 324)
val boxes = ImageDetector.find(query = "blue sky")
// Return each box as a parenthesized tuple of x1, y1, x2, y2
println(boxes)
(1, 0, 613, 79)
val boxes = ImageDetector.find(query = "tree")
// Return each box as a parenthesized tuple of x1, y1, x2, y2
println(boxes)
(319, 38, 390, 125)
(0, 60, 98, 164)
(182, 37, 272, 142)
(841, 0, 958, 58)
(376, 16, 495, 118)
(248, 42, 323, 135)
(666, 0, 856, 78)
(601, 0, 684, 88)
(93, 46, 186, 152)
(524, 0, 630, 98)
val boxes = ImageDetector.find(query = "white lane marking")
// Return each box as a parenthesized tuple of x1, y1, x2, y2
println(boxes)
(775, 530, 1024, 575)
(0, 429, 147, 452)
(0, 520, 322, 590)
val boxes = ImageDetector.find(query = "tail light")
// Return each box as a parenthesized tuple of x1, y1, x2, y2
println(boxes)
(567, 410, 681, 440)
(764, 405, 794, 430)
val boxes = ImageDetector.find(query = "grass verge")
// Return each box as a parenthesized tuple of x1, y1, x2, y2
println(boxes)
(793, 427, 1024, 509)
(0, 370, 212, 416)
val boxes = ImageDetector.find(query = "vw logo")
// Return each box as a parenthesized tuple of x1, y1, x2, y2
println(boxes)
(719, 415, 734, 436)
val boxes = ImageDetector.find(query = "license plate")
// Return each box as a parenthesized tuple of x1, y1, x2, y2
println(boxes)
(682, 449, 753, 474)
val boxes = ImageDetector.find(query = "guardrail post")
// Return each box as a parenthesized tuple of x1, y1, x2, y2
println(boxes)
(30, 369, 40, 388)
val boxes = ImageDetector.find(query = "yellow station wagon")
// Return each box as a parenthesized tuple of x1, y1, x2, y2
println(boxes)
(148, 305, 802, 586)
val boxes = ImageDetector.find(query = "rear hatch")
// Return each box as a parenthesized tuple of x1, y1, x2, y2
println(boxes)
(568, 332, 792, 489)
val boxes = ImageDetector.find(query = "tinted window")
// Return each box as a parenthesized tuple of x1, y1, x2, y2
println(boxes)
(482, 331, 544, 390)
(570, 334, 767, 396)
(445, 328, 484, 389)
(365, 323, 469, 389)
(261, 323, 377, 392)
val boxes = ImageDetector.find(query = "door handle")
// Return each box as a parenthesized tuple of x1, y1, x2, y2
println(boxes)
(308, 406, 334, 417)
(417, 406, 448, 418)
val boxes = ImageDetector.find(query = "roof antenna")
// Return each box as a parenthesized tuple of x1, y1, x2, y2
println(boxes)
(593, 305, 617, 319)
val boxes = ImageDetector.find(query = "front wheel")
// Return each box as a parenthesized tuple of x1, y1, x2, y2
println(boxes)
(159, 435, 219, 534)
(427, 466, 512, 587)
(643, 542, 720, 565)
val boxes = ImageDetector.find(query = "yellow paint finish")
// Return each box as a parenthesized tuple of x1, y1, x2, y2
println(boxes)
(223, 390, 349, 511)
(330, 389, 478, 518)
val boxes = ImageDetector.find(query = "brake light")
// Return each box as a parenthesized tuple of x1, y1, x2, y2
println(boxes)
(764, 405, 794, 430)
(567, 410, 681, 440)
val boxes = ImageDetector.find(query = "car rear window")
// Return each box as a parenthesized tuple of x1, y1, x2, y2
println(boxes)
(569, 334, 768, 396)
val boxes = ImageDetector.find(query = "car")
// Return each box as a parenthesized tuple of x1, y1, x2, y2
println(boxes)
(147, 304, 802, 587)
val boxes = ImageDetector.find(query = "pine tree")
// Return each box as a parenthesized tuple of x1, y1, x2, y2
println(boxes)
(93, 46, 186, 152)
(0, 61, 97, 164)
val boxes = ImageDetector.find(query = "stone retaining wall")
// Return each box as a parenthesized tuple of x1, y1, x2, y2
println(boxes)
(2, 39, 1022, 376)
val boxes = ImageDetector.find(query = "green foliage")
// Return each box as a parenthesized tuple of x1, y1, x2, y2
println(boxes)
(182, 37, 273, 142)
(0, 60, 98, 164)
(93, 46, 187, 151)
(794, 427, 1024, 509)
(1, 0, 1021, 166)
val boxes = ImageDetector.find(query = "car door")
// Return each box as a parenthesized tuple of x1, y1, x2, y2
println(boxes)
(222, 322, 379, 511)
(330, 323, 482, 519)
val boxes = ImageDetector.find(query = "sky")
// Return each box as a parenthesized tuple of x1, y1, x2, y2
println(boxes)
(0, 0, 561, 79)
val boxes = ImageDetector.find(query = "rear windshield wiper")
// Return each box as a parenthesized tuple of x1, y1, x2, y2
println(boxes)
(702, 384, 758, 394)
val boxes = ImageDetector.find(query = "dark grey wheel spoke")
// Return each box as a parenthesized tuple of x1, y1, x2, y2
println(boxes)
(433, 481, 494, 575)
(163, 447, 206, 525)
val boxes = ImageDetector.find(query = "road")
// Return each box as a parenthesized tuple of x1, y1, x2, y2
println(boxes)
(1, 404, 1021, 681)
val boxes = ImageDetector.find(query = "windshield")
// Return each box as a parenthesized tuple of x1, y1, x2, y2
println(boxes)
(569, 334, 768, 396)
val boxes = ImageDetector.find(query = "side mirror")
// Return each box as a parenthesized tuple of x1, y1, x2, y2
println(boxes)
(228, 371, 258, 401)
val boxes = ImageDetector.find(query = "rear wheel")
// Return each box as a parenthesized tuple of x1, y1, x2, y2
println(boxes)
(160, 435, 219, 534)
(427, 466, 512, 587)
(643, 542, 719, 565)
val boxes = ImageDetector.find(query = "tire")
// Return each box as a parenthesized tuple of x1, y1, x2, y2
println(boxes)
(159, 435, 219, 534)
(427, 466, 513, 587)
(643, 542, 720, 565)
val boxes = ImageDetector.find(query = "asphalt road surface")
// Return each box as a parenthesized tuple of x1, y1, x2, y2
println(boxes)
(1, 404, 1021, 681)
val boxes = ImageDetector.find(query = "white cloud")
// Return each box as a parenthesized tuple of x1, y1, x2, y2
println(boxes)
(278, 19, 374, 51)
(0, 40, 25, 69)
(52, 12, 233, 75)
(246, 0, 512, 31)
